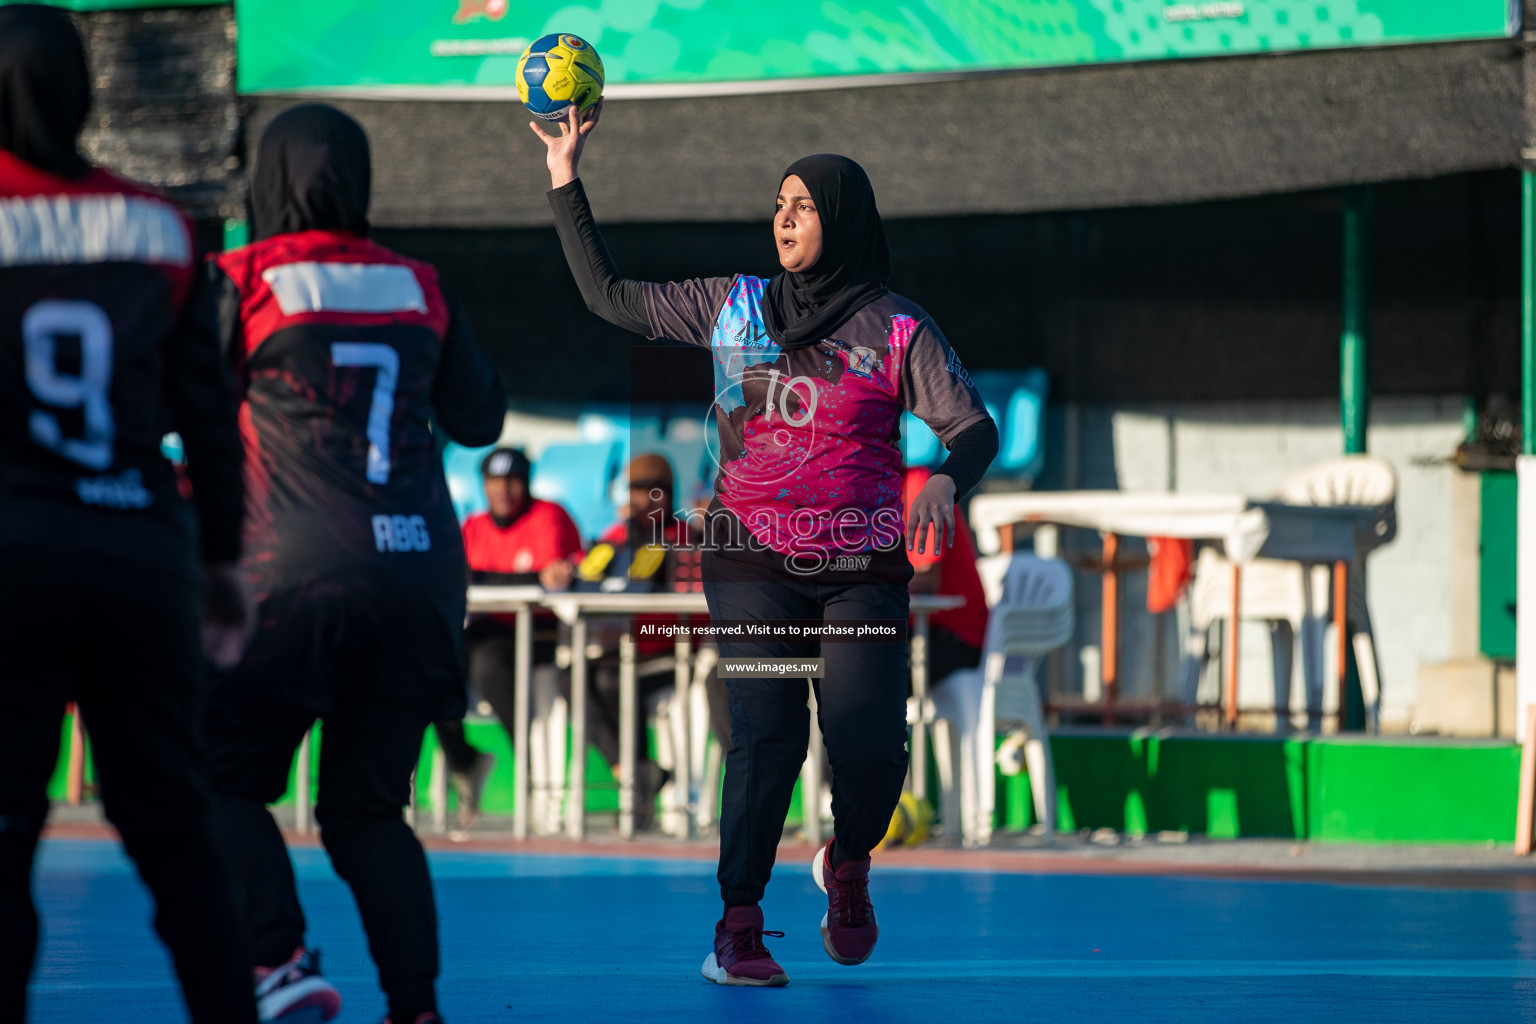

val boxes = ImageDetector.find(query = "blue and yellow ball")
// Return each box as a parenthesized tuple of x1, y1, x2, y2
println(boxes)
(516, 33, 604, 122)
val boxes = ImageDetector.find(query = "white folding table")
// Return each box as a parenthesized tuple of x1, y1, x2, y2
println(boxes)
(465, 586, 972, 839)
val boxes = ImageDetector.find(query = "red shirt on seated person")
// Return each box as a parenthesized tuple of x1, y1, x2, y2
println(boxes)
(461, 447, 585, 589)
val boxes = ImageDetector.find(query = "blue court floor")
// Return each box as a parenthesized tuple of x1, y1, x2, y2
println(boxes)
(27, 837, 1536, 1022)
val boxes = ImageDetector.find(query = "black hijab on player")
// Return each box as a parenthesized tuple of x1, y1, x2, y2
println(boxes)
(252, 104, 372, 241)
(762, 153, 892, 350)
(0, 4, 91, 179)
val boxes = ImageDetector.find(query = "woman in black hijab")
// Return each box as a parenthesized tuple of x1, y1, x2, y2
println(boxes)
(0, 3, 91, 179)
(531, 104, 998, 987)
(250, 103, 372, 241)
(759, 153, 892, 349)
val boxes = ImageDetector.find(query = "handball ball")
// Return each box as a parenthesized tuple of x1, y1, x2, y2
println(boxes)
(516, 33, 604, 122)
(881, 791, 934, 850)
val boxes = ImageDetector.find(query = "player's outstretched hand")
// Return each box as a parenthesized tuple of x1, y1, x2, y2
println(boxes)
(906, 473, 958, 555)
(530, 99, 602, 190)
(201, 562, 251, 669)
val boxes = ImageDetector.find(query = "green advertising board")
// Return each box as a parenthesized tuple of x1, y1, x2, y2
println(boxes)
(0, 0, 222, 9)
(236, 0, 1517, 95)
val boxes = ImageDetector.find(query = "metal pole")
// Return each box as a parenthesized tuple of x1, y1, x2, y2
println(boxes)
(1525, 171, 1536, 457)
(295, 727, 312, 835)
(512, 604, 531, 840)
(909, 611, 929, 801)
(1341, 184, 1373, 455)
(566, 616, 588, 840)
(1225, 564, 1241, 729)
(1518, 171, 1536, 741)
(618, 632, 636, 839)
(222, 218, 249, 251)
(674, 632, 695, 838)
(1101, 532, 1120, 722)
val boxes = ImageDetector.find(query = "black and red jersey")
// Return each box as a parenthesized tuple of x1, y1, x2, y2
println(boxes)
(0, 149, 243, 580)
(211, 229, 505, 605)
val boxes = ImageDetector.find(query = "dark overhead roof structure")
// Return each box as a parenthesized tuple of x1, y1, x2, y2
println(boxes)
(246, 34, 1530, 228)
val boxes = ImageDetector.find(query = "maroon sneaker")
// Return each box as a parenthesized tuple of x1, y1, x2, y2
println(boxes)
(812, 844, 879, 965)
(254, 946, 341, 1022)
(700, 905, 790, 986)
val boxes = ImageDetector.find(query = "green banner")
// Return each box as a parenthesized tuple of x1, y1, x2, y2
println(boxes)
(0, 0, 223, 9)
(237, 0, 1516, 95)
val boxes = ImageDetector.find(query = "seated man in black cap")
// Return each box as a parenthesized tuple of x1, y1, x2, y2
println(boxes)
(434, 446, 586, 830)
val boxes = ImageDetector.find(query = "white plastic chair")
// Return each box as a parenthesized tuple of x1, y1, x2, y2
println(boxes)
(1183, 455, 1397, 731)
(925, 554, 1073, 847)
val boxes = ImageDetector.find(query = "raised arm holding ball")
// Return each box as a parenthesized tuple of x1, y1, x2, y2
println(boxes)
(530, 100, 999, 987)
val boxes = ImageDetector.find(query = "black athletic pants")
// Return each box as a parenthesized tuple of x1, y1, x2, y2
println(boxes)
(203, 580, 458, 1024)
(0, 552, 257, 1024)
(704, 566, 910, 906)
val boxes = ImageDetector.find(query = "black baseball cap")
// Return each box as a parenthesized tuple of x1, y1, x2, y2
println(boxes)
(480, 447, 530, 481)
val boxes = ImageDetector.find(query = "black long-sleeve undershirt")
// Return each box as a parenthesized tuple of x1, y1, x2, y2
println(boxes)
(547, 178, 651, 336)
(934, 417, 998, 501)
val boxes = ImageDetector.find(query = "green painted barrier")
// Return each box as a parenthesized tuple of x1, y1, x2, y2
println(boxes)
(999, 732, 1517, 843)
(1307, 738, 1521, 844)
(1040, 733, 1307, 838)
(49, 712, 1524, 844)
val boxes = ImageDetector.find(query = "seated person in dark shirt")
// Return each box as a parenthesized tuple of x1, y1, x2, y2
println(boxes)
(436, 447, 585, 829)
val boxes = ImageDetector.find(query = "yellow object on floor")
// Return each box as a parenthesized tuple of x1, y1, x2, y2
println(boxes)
(882, 791, 934, 849)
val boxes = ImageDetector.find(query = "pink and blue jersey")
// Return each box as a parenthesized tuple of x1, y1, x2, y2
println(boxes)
(646, 274, 988, 558)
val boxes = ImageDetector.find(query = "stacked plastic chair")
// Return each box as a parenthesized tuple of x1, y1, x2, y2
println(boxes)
(1181, 455, 1397, 732)
(924, 553, 1073, 847)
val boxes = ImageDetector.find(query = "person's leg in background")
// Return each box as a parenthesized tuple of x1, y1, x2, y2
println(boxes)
(475, 622, 566, 833)
(80, 575, 261, 1023)
(0, 572, 73, 1023)
(466, 621, 523, 749)
(586, 663, 625, 769)
(633, 670, 675, 827)
(431, 718, 495, 832)
(432, 719, 482, 776)
(586, 664, 673, 830)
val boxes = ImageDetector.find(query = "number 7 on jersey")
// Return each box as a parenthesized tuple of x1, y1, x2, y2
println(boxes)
(332, 342, 399, 485)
